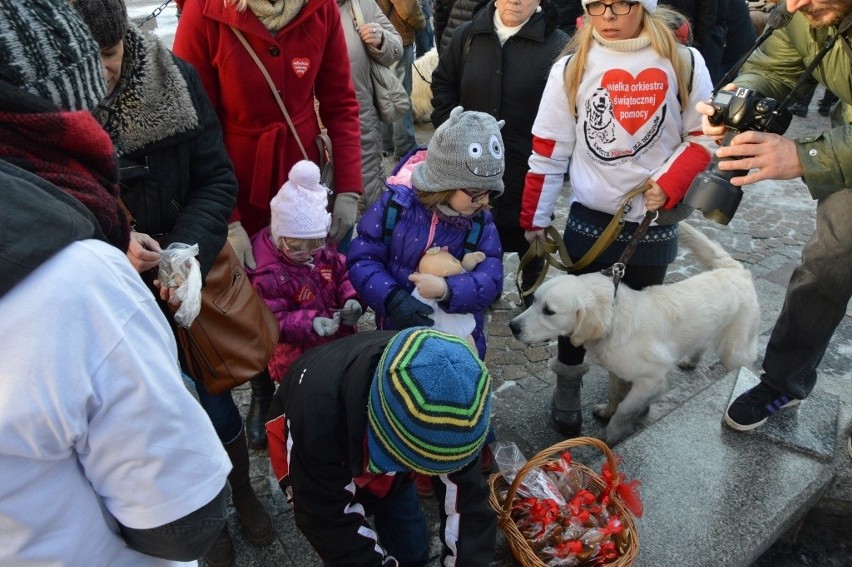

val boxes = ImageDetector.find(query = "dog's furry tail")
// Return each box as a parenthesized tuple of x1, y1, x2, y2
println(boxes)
(678, 222, 743, 271)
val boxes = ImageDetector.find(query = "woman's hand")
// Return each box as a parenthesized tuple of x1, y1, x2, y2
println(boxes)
(151, 281, 180, 304)
(643, 179, 667, 212)
(126, 231, 162, 273)
(358, 22, 384, 48)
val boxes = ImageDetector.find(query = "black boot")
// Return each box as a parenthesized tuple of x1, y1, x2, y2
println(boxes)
(223, 429, 274, 546)
(246, 371, 274, 450)
(203, 525, 234, 567)
(787, 101, 809, 118)
(550, 359, 589, 437)
(817, 90, 838, 116)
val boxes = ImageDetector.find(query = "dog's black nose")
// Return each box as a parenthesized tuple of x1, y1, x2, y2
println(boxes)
(509, 319, 520, 337)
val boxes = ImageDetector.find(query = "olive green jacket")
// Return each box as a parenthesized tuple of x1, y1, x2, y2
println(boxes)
(736, 12, 851, 199)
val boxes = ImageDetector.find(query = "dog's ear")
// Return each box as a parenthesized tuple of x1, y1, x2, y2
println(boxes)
(569, 294, 612, 346)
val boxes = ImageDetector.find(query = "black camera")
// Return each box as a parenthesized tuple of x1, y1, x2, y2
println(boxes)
(682, 87, 792, 225)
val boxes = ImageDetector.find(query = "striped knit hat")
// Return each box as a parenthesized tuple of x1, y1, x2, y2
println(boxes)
(0, 0, 106, 111)
(367, 328, 491, 475)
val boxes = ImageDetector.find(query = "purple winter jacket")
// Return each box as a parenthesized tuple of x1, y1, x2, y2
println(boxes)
(346, 183, 503, 358)
(248, 229, 361, 381)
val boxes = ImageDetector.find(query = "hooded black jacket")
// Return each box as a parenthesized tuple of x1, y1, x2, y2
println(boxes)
(267, 331, 497, 567)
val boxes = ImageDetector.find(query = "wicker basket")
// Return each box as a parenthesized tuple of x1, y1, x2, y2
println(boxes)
(487, 437, 639, 567)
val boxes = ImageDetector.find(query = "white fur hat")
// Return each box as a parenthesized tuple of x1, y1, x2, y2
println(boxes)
(270, 160, 331, 241)
(582, 0, 657, 12)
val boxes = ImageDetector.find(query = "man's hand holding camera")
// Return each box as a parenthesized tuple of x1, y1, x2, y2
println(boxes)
(696, 86, 803, 187)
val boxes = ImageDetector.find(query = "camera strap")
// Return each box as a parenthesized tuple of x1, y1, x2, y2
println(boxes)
(778, 13, 852, 111)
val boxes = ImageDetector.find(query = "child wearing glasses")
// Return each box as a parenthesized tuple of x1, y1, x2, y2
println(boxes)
(347, 107, 505, 361)
(520, 0, 715, 437)
(248, 160, 364, 382)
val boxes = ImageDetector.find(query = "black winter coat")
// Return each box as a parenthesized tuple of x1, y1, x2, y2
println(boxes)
(719, 0, 757, 82)
(99, 25, 236, 275)
(431, 1, 567, 237)
(266, 331, 497, 567)
(659, 0, 723, 81)
(434, 0, 482, 55)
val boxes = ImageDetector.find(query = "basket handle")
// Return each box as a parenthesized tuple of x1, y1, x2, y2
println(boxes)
(501, 437, 621, 515)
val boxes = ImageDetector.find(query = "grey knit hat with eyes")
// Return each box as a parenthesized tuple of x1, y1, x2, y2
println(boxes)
(0, 0, 106, 111)
(412, 106, 506, 195)
(72, 0, 129, 48)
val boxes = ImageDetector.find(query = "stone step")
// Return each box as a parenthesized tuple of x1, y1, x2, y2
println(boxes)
(604, 368, 843, 567)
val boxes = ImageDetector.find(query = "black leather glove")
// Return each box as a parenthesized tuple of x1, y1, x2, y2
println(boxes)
(384, 288, 435, 329)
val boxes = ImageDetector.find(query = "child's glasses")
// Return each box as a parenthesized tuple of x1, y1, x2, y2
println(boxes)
(459, 188, 498, 203)
(585, 1, 638, 16)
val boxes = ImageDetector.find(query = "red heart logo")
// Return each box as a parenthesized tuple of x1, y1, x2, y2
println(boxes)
(601, 68, 668, 135)
(292, 57, 310, 78)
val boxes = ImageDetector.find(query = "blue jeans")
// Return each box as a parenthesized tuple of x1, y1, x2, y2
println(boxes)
(192, 375, 244, 443)
(415, 0, 434, 57)
(382, 44, 417, 158)
(372, 480, 429, 567)
(763, 188, 852, 399)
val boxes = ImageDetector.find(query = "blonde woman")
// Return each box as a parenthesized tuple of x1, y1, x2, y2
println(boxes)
(520, 0, 715, 438)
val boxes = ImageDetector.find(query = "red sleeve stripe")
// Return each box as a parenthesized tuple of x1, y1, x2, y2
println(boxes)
(531, 135, 557, 158)
(520, 172, 545, 230)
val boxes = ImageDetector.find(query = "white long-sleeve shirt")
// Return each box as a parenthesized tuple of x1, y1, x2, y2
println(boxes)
(521, 40, 714, 230)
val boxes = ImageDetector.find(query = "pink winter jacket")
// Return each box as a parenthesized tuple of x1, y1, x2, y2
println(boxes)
(248, 229, 361, 381)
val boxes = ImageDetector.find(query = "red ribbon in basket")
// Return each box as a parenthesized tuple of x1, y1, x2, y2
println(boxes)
(601, 459, 643, 518)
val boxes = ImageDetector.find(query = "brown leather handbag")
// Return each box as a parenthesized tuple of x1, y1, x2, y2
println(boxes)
(176, 242, 279, 395)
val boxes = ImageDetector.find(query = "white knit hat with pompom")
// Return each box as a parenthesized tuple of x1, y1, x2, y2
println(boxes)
(270, 160, 331, 240)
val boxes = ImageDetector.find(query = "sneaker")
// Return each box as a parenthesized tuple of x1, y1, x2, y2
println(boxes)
(415, 473, 434, 498)
(724, 382, 800, 431)
(817, 103, 834, 117)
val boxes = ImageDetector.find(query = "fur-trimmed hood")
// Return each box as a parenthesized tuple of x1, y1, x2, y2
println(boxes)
(97, 24, 198, 157)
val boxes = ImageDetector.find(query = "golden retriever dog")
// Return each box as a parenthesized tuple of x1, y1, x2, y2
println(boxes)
(509, 223, 759, 444)
(411, 47, 438, 124)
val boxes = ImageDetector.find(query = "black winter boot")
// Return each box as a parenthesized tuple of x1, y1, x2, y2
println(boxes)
(203, 525, 234, 567)
(223, 429, 274, 546)
(818, 90, 839, 116)
(550, 359, 590, 436)
(246, 371, 274, 450)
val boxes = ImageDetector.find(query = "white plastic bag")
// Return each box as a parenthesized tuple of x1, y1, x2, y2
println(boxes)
(157, 243, 202, 328)
(490, 441, 566, 505)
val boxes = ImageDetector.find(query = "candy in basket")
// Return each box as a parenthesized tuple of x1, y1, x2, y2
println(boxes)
(488, 439, 642, 567)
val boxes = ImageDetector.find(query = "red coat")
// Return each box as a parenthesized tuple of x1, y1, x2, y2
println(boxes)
(173, 0, 363, 236)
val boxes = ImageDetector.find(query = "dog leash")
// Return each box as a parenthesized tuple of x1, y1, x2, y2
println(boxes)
(601, 209, 659, 296)
(515, 182, 650, 302)
(413, 59, 432, 85)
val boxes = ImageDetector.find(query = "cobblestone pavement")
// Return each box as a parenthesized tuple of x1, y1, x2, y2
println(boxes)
(125, 3, 850, 563)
